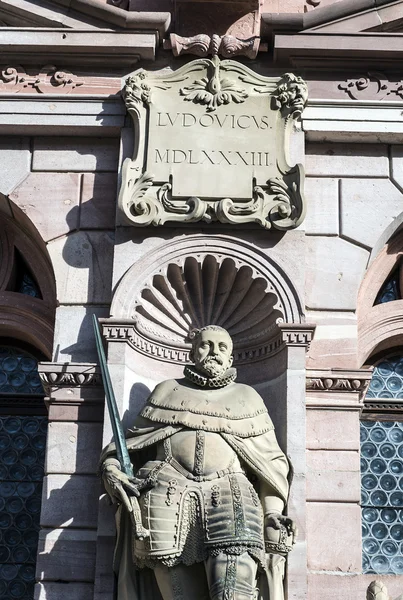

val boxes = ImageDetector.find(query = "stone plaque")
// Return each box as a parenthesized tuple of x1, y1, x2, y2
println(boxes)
(119, 56, 308, 229)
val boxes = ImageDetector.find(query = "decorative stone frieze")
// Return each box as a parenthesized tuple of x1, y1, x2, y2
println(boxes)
(306, 372, 371, 394)
(0, 65, 83, 94)
(339, 72, 403, 101)
(306, 368, 373, 410)
(39, 363, 102, 394)
(38, 363, 104, 422)
(118, 57, 307, 229)
(102, 322, 315, 366)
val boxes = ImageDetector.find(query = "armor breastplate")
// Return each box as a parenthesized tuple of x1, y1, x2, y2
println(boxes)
(156, 430, 242, 478)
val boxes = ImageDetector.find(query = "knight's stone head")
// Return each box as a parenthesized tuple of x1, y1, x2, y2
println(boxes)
(189, 326, 233, 378)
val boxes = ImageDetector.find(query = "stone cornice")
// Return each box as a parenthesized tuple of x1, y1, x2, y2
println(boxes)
(0, 96, 125, 136)
(101, 321, 315, 365)
(303, 100, 403, 144)
(262, 0, 400, 35)
(50, 0, 171, 37)
(0, 29, 157, 67)
(274, 33, 403, 69)
(279, 323, 316, 348)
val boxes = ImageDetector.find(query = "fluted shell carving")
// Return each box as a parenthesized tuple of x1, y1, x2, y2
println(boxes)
(133, 255, 283, 357)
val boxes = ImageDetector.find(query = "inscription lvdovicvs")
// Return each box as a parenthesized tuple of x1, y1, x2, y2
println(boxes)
(156, 112, 271, 130)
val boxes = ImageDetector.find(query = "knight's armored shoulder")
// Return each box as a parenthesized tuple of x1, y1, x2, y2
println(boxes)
(231, 383, 267, 410)
(151, 379, 178, 398)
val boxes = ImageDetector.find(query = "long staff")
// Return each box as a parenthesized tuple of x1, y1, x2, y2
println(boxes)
(93, 315, 149, 540)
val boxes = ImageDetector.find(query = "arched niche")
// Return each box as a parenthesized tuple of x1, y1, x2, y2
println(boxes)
(101, 234, 312, 599)
(104, 234, 306, 383)
(0, 198, 56, 359)
(358, 232, 403, 366)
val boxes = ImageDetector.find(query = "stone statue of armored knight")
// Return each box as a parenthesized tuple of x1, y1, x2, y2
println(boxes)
(100, 325, 296, 600)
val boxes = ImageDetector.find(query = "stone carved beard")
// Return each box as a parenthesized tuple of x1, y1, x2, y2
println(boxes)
(196, 355, 227, 378)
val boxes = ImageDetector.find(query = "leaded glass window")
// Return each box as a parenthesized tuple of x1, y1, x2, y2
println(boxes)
(0, 346, 46, 599)
(362, 355, 403, 574)
(361, 421, 403, 574)
(365, 356, 403, 400)
(374, 269, 401, 305)
(0, 416, 46, 599)
(0, 348, 43, 396)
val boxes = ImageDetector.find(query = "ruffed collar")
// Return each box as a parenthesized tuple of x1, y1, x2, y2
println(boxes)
(183, 364, 237, 388)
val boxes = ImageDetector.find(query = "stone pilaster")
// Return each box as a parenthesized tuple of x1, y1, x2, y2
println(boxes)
(305, 368, 372, 596)
(36, 363, 104, 600)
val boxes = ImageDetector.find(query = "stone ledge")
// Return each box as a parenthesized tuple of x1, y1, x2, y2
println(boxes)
(39, 362, 102, 390)
(306, 368, 372, 410)
(50, 0, 171, 37)
(274, 33, 403, 68)
(39, 362, 104, 421)
(0, 29, 157, 66)
(0, 97, 125, 136)
(304, 101, 403, 144)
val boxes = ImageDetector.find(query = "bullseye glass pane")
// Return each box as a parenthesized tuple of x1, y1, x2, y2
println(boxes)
(361, 420, 403, 574)
(0, 416, 46, 599)
(366, 356, 403, 400)
(0, 349, 43, 395)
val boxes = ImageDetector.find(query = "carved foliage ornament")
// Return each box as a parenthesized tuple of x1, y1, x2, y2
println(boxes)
(119, 58, 308, 230)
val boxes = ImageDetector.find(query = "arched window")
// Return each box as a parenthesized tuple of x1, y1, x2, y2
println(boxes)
(0, 344, 46, 600)
(361, 355, 403, 576)
(0, 201, 56, 600)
